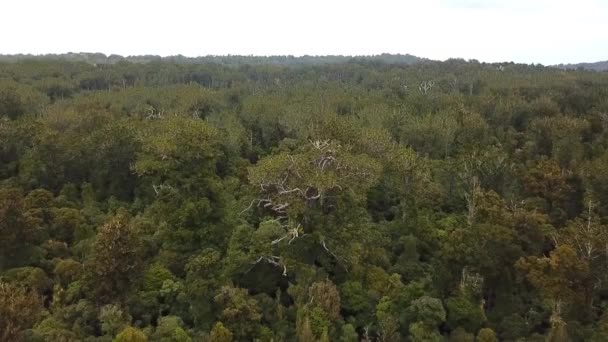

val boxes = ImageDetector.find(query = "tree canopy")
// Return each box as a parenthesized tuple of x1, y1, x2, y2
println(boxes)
(1, 55, 608, 341)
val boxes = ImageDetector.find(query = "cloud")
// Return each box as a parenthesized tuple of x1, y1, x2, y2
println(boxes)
(439, 0, 505, 9)
(0, 0, 606, 64)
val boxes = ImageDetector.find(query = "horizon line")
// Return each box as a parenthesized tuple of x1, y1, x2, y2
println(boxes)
(0, 51, 605, 66)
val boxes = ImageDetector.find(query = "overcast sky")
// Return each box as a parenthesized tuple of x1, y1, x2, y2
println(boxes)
(2, 0, 607, 65)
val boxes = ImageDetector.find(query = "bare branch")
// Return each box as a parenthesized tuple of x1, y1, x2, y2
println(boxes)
(152, 184, 175, 195)
(321, 239, 349, 272)
(310, 139, 331, 151)
(271, 235, 289, 245)
(247, 255, 287, 276)
(418, 80, 435, 95)
(239, 199, 259, 215)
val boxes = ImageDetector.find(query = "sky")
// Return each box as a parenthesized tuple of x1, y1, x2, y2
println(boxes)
(2, 0, 607, 65)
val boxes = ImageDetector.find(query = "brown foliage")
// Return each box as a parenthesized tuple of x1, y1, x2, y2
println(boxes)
(309, 279, 341, 321)
(85, 211, 143, 302)
(0, 282, 43, 342)
(0, 188, 39, 256)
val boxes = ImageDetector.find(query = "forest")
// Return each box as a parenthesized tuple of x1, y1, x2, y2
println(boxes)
(1, 55, 608, 342)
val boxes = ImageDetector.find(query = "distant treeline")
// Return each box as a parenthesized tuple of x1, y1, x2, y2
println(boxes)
(0, 52, 431, 66)
(2, 56, 608, 341)
(554, 60, 608, 72)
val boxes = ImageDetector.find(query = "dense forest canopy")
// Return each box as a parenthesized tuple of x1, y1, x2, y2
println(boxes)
(1, 55, 608, 341)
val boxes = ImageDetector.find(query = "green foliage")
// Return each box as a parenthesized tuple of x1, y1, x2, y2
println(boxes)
(209, 322, 233, 342)
(143, 263, 174, 291)
(3, 266, 52, 294)
(214, 285, 262, 339)
(475, 328, 498, 342)
(151, 316, 191, 342)
(0, 79, 48, 119)
(114, 326, 148, 342)
(449, 327, 475, 342)
(409, 321, 443, 342)
(591, 312, 608, 342)
(340, 280, 372, 314)
(2, 56, 608, 340)
(99, 304, 130, 336)
(297, 315, 316, 342)
(133, 117, 220, 179)
(31, 316, 78, 341)
(445, 295, 486, 332)
(376, 296, 401, 341)
(407, 296, 446, 327)
(54, 258, 83, 286)
(0, 188, 40, 263)
(340, 323, 359, 342)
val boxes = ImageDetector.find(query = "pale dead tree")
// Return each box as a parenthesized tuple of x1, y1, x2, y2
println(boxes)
(152, 184, 175, 195)
(581, 201, 600, 261)
(146, 106, 164, 120)
(248, 130, 254, 148)
(247, 149, 333, 209)
(457, 148, 500, 226)
(459, 267, 484, 295)
(286, 154, 302, 179)
(523, 309, 540, 327)
(549, 300, 565, 331)
(239, 198, 290, 222)
(361, 326, 372, 342)
(464, 176, 480, 226)
(600, 112, 608, 131)
(250, 255, 288, 276)
(449, 77, 459, 93)
(271, 224, 302, 245)
(313, 149, 337, 175)
(309, 139, 331, 151)
(507, 198, 525, 212)
(243, 140, 380, 276)
(322, 239, 348, 272)
(246, 221, 303, 277)
(555, 200, 608, 262)
(239, 198, 262, 215)
(418, 80, 434, 95)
